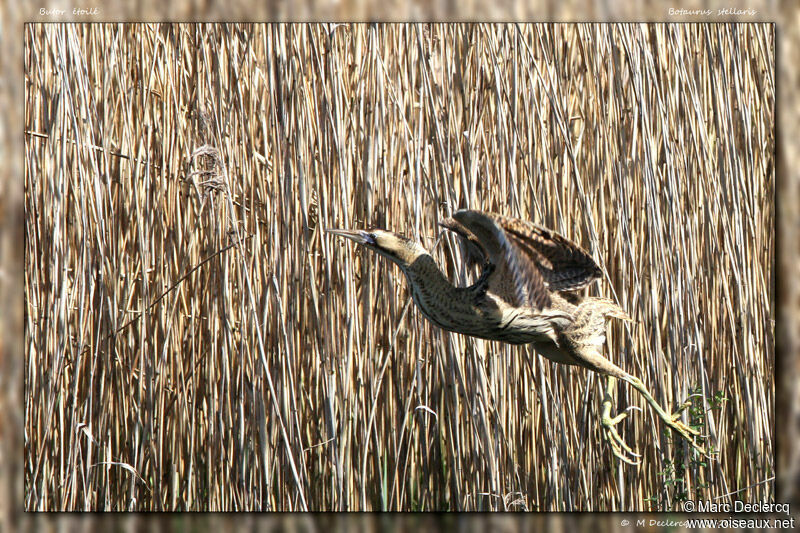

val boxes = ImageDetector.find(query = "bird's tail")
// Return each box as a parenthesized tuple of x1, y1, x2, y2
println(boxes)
(571, 297, 635, 379)
(589, 297, 635, 323)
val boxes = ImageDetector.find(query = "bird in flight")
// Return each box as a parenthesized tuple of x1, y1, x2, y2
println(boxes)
(327, 209, 705, 464)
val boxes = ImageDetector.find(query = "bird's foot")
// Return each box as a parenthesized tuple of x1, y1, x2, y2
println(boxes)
(623, 375, 713, 459)
(661, 409, 707, 456)
(601, 376, 640, 465)
(601, 409, 641, 466)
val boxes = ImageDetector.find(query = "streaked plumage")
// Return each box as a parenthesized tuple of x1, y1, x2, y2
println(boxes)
(327, 210, 705, 463)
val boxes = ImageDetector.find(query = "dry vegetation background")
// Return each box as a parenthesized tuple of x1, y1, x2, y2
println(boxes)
(24, 23, 774, 511)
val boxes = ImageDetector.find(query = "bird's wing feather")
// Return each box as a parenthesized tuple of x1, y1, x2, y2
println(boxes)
(438, 217, 487, 270)
(495, 215, 602, 291)
(445, 211, 552, 310)
(445, 210, 603, 310)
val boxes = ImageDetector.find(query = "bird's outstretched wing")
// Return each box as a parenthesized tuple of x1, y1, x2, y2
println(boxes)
(440, 211, 550, 309)
(491, 213, 602, 291)
(440, 210, 601, 310)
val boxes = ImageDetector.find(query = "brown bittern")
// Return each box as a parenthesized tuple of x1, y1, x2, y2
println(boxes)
(327, 210, 704, 464)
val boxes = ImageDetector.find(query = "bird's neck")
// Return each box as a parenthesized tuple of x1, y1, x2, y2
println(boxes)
(399, 253, 481, 332)
(401, 253, 455, 292)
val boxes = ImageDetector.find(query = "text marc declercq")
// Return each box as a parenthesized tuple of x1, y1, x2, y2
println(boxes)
(695, 501, 790, 515)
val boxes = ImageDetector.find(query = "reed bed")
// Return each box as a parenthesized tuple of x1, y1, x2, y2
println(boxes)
(24, 23, 774, 511)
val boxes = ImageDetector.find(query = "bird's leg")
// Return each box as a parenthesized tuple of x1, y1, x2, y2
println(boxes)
(621, 374, 706, 456)
(600, 376, 640, 465)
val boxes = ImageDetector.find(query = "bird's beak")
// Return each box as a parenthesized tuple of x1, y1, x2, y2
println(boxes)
(325, 228, 371, 245)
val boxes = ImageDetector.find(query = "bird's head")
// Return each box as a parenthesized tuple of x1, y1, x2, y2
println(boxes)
(326, 228, 426, 268)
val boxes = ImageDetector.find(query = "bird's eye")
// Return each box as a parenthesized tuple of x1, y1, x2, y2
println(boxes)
(366, 233, 378, 245)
